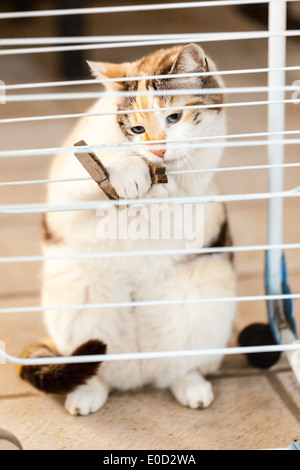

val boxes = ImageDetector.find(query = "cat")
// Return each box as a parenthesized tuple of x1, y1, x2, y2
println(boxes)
(20, 43, 237, 415)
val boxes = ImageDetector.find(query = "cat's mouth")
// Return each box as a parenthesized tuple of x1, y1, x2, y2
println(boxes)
(163, 155, 186, 169)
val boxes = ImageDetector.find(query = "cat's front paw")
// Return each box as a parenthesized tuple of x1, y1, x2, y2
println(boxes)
(65, 376, 109, 416)
(170, 371, 214, 409)
(109, 160, 152, 199)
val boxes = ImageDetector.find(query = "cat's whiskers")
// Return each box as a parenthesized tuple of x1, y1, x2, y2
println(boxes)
(179, 150, 186, 189)
(181, 150, 199, 193)
(198, 163, 220, 194)
(182, 149, 221, 195)
(183, 149, 207, 192)
(171, 147, 185, 188)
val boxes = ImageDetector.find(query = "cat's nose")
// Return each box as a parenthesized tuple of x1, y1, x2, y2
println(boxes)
(152, 150, 165, 159)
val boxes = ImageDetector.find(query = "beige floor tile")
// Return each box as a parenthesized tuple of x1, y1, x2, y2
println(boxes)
(276, 370, 300, 413)
(0, 366, 298, 450)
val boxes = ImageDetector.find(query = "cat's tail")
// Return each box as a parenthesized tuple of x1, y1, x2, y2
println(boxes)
(18, 339, 106, 394)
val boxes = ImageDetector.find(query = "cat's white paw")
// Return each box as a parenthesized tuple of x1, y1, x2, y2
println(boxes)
(148, 183, 169, 198)
(65, 376, 109, 416)
(170, 371, 214, 409)
(109, 160, 151, 199)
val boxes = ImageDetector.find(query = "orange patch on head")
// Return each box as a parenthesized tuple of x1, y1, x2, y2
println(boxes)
(131, 82, 167, 152)
(180, 100, 202, 121)
(183, 110, 194, 122)
(145, 130, 166, 160)
(131, 104, 139, 125)
(132, 81, 152, 127)
(147, 130, 166, 142)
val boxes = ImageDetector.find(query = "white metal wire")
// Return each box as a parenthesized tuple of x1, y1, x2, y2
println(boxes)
(4, 66, 300, 92)
(6, 32, 300, 47)
(2, 342, 300, 367)
(2, 34, 300, 50)
(1, 137, 300, 159)
(0, 1, 298, 20)
(1, 162, 300, 189)
(0, 243, 300, 265)
(267, 0, 287, 295)
(0, 187, 300, 215)
(1, 293, 300, 316)
(2, 30, 300, 55)
(2, 99, 300, 126)
(4, 84, 300, 103)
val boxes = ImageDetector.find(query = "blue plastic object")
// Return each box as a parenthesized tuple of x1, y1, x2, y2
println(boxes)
(265, 252, 297, 345)
(288, 441, 300, 450)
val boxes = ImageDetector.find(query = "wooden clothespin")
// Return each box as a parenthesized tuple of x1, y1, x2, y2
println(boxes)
(149, 164, 168, 185)
(74, 140, 119, 200)
(74, 140, 168, 200)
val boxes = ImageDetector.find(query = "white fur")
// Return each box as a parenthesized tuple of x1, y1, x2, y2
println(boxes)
(65, 376, 109, 416)
(42, 72, 236, 415)
(170, 371, 214, 409)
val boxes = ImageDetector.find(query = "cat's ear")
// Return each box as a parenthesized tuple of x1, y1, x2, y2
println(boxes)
(87, 60, 129, 89)
(170, 43, 208, 75)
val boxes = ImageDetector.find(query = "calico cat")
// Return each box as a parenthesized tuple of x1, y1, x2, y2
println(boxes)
(20, 43, 236, 415)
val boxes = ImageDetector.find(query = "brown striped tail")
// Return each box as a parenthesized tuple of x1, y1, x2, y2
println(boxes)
(19, 339, 106, 394)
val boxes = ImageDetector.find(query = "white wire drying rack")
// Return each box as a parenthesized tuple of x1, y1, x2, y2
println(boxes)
(0, 1, 300, 386)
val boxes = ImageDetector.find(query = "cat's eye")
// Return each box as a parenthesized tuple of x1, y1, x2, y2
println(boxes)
(167, 112, 182, 124)
(131, 125, 146, 134)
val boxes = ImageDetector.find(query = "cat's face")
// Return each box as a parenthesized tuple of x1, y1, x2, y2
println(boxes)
(88, 43, 225, 170)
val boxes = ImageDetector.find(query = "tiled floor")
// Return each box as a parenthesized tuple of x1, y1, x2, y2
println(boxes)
(0, 4, 299, 450)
